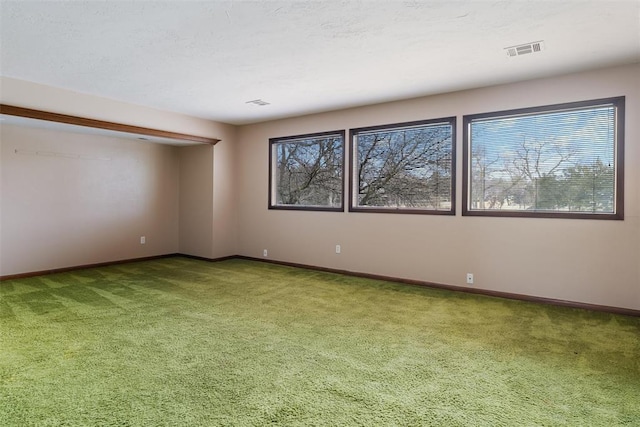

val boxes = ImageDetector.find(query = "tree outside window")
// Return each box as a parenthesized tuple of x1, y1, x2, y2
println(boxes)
(269, 131, 344, 211)
(463, 97, 624, 219)
(350, 118, 456, 214)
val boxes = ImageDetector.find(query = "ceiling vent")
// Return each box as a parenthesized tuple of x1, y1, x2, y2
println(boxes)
(246, 99, 270, 106)
(505, 41, 544, 57)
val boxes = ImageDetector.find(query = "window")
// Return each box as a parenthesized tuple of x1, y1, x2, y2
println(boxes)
(269, 130, 345, 211)
(463, 97, 624, 219)
(350, 118, 456, 214)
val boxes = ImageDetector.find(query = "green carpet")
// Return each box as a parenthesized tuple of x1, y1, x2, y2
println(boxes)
(1, 257, 638, 426)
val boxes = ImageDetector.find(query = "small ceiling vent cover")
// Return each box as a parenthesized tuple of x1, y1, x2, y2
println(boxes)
(246, 99, 270, 106)
(505, 41, 545, 57)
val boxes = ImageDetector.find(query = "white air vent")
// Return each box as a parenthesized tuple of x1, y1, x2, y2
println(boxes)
(505, 41, 545, 57)
(246, 99, 270, 106)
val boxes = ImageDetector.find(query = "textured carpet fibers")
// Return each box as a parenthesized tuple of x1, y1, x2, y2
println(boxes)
(0, 257, 638, 426)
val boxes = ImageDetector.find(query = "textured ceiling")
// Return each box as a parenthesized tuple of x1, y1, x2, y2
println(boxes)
(1, 0, 639, 125)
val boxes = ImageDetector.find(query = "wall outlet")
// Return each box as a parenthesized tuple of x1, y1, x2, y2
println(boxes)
(335, 244, 341, 254)
(263, 249, 268, 257)
(140, 236, 146, 245)
(466, 273, 474, 284)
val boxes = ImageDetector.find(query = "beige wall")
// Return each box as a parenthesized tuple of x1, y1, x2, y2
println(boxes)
(211, 130, 239, 259)
(236, 63, 640, 310)
(0, 123, 238, 275)
(178, 144, 213, 257)
(177, 130, 239, 259)
(0, 78, 239, 273)
(0, 124, 180, 275)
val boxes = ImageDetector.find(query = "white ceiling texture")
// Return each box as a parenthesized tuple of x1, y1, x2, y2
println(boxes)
(1, 0, 639, 125)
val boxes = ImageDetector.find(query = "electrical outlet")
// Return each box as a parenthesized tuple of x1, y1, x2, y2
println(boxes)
(466, 273, 474, 284)
(263, 249, 268, 257)
(140, 236, 146, 245)
(335, 245, 341, 254)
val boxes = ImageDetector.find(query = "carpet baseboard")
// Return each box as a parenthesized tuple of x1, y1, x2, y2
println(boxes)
(176, 253, 238, 263)
(0, 254, 240, 281)
(236, 256, 640, 318)
(0, 254, 181, 280)
(2, 253, 639, 317)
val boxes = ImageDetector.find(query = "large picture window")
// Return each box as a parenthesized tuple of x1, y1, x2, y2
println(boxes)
(269, 130, 345, 211)
(350, 118, 456, 214)
(463, 97, 624, 219)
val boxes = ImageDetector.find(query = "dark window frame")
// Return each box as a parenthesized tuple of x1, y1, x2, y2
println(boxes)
(268, 130, 346, 212)
(462, 97, 625, 220)
(349, 117, 457, 215)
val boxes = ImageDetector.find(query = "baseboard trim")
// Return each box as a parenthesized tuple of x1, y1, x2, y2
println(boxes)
(236, 256, 640, 318)
(0, 254, 183, 281)
(0, 253, 245, 281)
(176, 254, 238, 263)
(3, 253, 638, 317)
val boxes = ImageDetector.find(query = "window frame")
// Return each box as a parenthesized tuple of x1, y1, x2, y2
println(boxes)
(268, 130, 346, 212)
(349, 117, 457, 215)
(462, 97, 625, 220)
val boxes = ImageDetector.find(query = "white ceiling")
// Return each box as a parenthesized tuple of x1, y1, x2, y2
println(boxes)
(1, 0, 639, 125)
